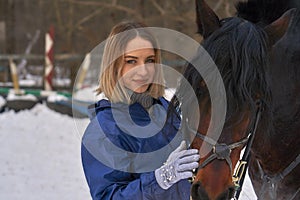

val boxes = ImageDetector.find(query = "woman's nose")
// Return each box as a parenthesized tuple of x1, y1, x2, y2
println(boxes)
(136, 63, 148, 76)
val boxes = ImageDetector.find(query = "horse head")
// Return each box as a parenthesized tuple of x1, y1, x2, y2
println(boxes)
(172, 0, 295, 199)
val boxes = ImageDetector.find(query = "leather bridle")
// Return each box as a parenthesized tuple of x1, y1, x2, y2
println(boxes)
(187, 100, 263, 200)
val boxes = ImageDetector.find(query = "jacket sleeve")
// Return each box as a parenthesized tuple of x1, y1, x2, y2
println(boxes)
(81, 144, 191, 200)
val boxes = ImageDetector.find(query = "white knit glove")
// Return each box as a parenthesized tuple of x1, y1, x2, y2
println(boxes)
(155, 141, 200, 190)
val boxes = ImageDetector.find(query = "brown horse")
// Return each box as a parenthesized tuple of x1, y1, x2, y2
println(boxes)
(170, 0, 300, 199)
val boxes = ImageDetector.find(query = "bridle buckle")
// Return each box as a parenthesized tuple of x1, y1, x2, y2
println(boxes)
(213, 143, 232, 160)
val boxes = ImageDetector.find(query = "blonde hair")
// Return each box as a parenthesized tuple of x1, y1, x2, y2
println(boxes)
(95, 21, 165, 103)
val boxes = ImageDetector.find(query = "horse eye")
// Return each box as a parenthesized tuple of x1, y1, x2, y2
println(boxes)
(220, 17, 233, 25)
(220, 19, 227, 25)
(200, 80, 206, 88)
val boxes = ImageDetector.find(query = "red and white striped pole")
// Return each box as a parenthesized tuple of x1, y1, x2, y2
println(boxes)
(44, 25, 54, 91)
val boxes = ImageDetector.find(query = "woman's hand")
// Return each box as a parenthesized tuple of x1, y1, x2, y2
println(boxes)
(155, 141, 200, 190)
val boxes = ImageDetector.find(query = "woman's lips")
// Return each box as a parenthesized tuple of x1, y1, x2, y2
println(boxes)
(133, 79, 149, 85)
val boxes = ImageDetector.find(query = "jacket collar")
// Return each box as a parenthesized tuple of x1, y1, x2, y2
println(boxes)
(87, 97, 168, 120)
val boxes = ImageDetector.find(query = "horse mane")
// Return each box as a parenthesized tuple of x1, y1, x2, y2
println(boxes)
(171, 17, 272, 125)
(236, 0, 300, 25)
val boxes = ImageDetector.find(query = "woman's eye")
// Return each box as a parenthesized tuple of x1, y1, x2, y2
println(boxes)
(145, 58, 155, 63)
(126, 60, 136, 64)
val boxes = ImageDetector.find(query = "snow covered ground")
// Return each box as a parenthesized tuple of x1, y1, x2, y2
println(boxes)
(0, 101, 257, 200)
(0, 104, 90, 200)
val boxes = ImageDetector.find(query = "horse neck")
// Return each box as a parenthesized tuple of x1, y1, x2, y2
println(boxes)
(251, 22, 300, 173)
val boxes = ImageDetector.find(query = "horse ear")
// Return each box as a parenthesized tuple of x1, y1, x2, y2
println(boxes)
(195, 0, 221, 39)
(264, 8, 296, 46)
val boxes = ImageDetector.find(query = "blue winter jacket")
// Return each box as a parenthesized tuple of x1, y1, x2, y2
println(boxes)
(81, 97, 192, 200)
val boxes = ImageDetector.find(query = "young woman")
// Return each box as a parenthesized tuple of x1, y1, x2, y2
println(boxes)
(81, 21, 199, 200)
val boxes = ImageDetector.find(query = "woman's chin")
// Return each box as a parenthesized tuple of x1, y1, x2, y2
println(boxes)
(132, 86, 149, 93)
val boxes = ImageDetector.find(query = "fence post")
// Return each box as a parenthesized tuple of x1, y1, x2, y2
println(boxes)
(9, 58, 21, 95)
(44, 25, 54, 91)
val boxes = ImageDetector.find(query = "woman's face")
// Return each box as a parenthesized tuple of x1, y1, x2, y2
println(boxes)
(121, 37, 156, 93)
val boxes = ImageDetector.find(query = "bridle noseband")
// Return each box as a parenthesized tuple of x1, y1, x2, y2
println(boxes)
(187, 100, 263, 200)
(190, 130, 249, 174)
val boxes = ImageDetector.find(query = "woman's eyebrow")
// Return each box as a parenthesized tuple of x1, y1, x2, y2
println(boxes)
(144, 55, 155, 59)
(124, 55, 138, 59)
(124, 55, 155, 59)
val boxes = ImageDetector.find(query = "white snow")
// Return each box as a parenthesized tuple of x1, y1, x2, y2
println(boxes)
(72, 86, 99, 102)
(0, 104, 90, 200)
(240, 173, 257, 200)
(164, 88, 177, 101)
(47, 94, 69, 102)
(19, 79, 36, 87)
(7, 92, 38, 101)
(0, 102, 257, 200)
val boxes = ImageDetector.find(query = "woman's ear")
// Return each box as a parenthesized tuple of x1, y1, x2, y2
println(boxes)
(264, 8, 296, 47)
(195, 0, 221, 39)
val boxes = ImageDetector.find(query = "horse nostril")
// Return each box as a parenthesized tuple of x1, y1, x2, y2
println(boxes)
(191, 182, 199, 199)
(191, 182, 210, 200)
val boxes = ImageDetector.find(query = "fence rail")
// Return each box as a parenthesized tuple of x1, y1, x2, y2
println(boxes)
(0, 54, 85, 61)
